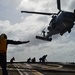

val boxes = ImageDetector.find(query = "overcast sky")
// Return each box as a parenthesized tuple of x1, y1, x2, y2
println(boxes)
(0, 0, 75, 62)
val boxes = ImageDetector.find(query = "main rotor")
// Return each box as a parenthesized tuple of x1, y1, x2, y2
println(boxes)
(21, 0, 61, 16)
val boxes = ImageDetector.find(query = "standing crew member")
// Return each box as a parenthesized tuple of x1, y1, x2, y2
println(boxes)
(0, 33, 30, 75)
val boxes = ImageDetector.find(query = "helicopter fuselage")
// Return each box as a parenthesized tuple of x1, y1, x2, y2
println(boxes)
(47, 11, 75, 38)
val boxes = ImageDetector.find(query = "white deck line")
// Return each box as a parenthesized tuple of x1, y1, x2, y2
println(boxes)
(13, 64, 29, 75)
(24, 72, 29, 75)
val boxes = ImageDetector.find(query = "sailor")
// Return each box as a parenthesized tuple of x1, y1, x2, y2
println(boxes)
(0, 33, 30, 75)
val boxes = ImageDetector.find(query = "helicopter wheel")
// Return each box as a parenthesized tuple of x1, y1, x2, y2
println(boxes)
(68, 29, 71, 33)
(60, 33, 63, 36)
(49, 37, 52, 41)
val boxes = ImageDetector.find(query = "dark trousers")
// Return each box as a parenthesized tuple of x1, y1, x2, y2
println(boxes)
(0, 53, 8, 75)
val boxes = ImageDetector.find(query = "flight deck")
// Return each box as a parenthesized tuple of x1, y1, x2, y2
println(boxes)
(0, 62, 75, 75)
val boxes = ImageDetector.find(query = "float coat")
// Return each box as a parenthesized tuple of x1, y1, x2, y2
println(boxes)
(0, 38, 7, 54)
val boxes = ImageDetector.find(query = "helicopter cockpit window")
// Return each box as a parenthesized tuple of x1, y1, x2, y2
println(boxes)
(49, 16, 56, 25)
(49, 15, 57, 29)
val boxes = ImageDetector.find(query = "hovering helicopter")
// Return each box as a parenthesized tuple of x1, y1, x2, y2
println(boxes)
(21, 0, 75, 41)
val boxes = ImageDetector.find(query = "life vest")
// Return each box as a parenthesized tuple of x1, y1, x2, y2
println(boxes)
(0, 38, 7, 54)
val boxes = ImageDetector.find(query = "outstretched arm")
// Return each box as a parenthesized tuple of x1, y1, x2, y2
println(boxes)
(7, 40, 30, 45)
(21, 40, 30, 44)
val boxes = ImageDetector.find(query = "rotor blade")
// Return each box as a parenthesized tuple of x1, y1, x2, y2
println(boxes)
(21, 11, 57, 15)
(57, 0, 61, 10)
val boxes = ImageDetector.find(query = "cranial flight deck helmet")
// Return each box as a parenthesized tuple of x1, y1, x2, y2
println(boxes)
(0, 33, 7, 39)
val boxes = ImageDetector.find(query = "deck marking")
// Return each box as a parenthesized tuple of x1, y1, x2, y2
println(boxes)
(14, 64, 23, 75)
(24, 72, 29, 75)
(32, 70, 44, 75)
(13, 64, 29, 75)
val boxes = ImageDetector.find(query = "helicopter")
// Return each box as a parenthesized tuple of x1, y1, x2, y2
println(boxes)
(21, 0, 75, 41)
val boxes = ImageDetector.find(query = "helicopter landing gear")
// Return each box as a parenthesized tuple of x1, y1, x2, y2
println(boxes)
(60, 31, 65, 36)
(68, 29, 71, 33)
(48, 37, 52, 41)
(60, 28, 71, 36)
(60, 33, 63, 36)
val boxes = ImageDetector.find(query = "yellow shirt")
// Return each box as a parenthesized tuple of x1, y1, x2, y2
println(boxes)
(0, 38, 7, 54)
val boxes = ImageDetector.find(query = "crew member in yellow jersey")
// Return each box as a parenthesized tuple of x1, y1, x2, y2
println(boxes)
(0, 33, 30, 75)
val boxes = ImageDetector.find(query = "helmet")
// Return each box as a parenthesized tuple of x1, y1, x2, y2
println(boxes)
(0, 33, 7, 39)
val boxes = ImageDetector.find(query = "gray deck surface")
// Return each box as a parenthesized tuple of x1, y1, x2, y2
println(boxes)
(0, 62, 75, 75)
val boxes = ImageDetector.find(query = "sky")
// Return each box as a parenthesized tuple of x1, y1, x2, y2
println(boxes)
(0, 0, 75, 62)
